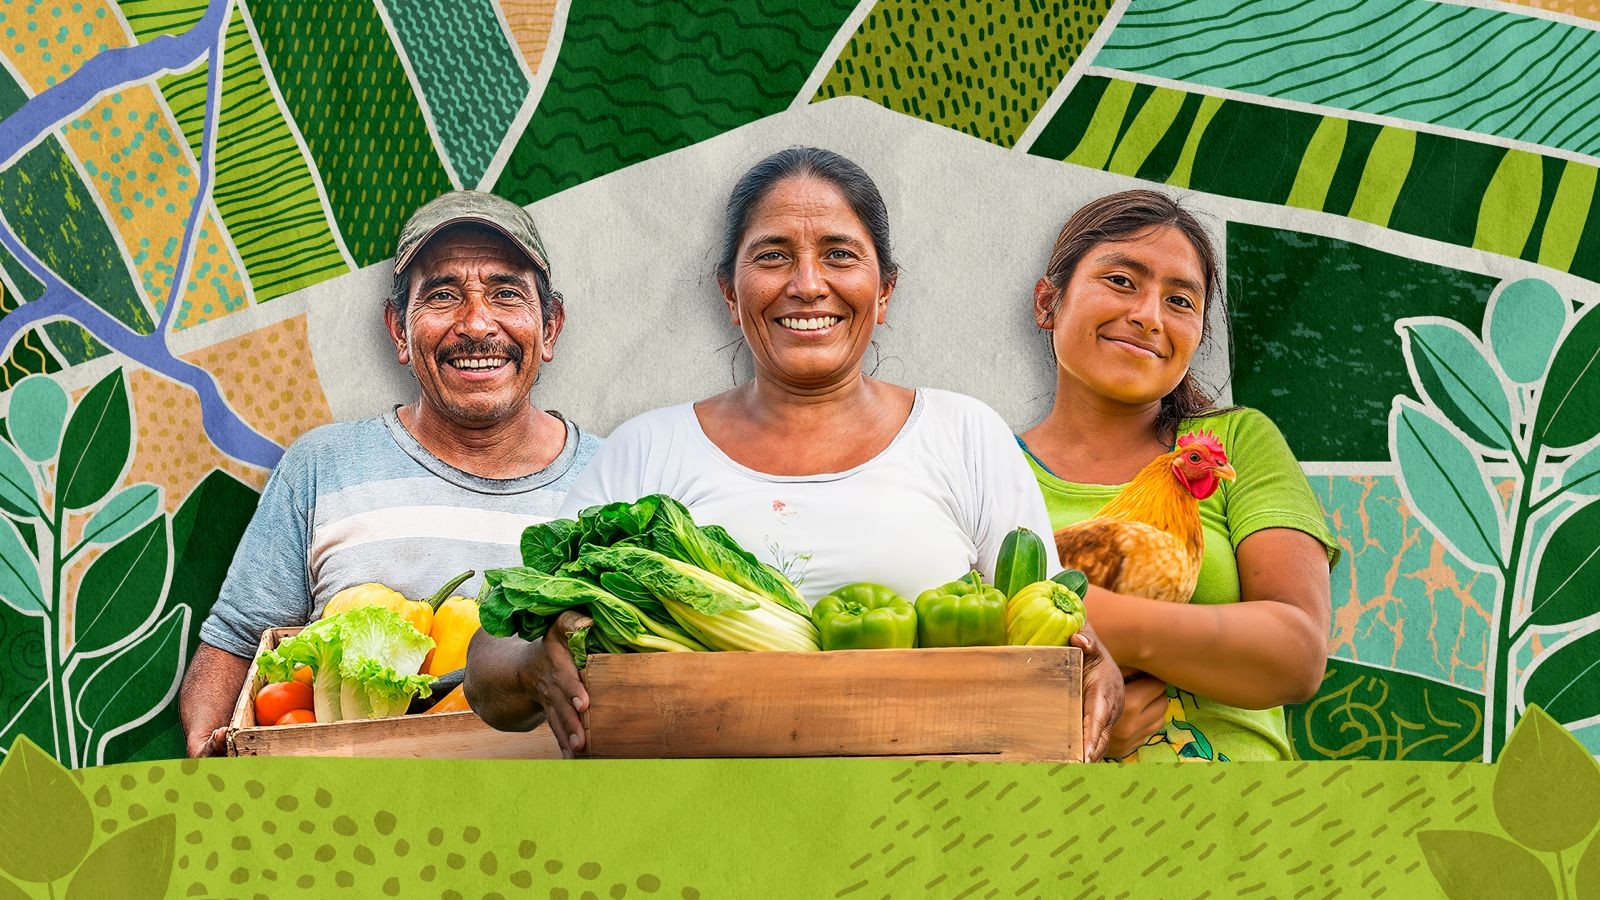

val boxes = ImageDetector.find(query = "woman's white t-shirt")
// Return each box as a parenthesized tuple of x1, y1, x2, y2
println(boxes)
(558, 389, 1061, 604)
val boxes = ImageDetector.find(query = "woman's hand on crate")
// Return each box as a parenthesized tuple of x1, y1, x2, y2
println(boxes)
(1072, 624, 1125, 762)
(465, 610, 593, 757)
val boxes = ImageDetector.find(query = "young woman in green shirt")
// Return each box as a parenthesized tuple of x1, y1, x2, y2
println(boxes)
(1016, 191, 1340, 762)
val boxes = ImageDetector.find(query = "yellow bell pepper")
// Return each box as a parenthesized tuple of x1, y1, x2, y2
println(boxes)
(425, 591, 481, 676)
(320, 570, 475, 642)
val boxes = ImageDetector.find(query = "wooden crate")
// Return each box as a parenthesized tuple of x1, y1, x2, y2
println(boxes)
(226, 627, 562, 759)
(580, 645, 1082, 761)
(228, 629, 1082, 761)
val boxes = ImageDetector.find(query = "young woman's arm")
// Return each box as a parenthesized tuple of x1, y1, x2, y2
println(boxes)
(1083, 526, 1331, 708)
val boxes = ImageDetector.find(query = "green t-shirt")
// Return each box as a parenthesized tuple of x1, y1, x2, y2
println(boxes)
(1018, 407, 1340, 762)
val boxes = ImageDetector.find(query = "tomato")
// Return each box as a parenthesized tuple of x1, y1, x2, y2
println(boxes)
(255, 681, 314, 724)
(273, 709, 316, 726)
(292, 665, 314, 686)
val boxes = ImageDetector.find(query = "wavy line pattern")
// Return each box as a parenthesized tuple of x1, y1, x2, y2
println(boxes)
(0, 262, 63, 388)
(494, 0, 857, 205)
(125, 2, 348, 303)
(1096, 0, 1600, 157)
(385, 0, 529, 186)
(245, 0, 453, 266)
(1031, 76, 1600, 281)
(816, 0, 1114, 148)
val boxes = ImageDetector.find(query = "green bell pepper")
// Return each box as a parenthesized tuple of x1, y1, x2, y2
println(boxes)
(813, 583, 918, 650)
(914, 571, 1007, 647)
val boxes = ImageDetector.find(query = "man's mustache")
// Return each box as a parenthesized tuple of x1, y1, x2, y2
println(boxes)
(435, 339, 525, 367)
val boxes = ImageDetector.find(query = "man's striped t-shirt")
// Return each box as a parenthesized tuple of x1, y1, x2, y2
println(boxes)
(199, 409, 601, 658)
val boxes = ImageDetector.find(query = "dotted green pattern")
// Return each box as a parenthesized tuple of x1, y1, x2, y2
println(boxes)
(59, 755, 1483, 897)
(243, 0, 453, 267)
(121, 1, 350, 303)
(816, 0, 1114, 148)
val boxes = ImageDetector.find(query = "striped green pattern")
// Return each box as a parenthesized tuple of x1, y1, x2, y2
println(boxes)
(245, 0, 453, 266)
(816, 0, 1114, 148)
(496, 0, 857, 205)
(1031, 77, 1600, 280)
(131, 5, 350, 301)
(1095, 0, 1600, 157)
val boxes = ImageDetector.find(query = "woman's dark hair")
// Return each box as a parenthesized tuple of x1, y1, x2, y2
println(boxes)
(1042, 189, 1231, 445)
(716, 147, 898, 287)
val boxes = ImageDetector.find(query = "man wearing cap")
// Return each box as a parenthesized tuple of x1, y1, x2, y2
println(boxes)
(179, 191, 600, 756)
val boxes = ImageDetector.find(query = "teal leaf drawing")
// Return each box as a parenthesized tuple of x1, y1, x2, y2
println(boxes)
(1399, 318, 1515, 450)
(72, 515, 168, 659)
(1417, 829, 1557, 900)
(6, 375, 68, 463)
(1486, 278, 1568, 385)
(1493, 707, 1600, 851)
(0, 515, 44, 615)
(0, 439, 39, 519)
(0, 736, 94, 883)
(1535, 303, 1600, 451)
(64, 813, 175, 900)
(1523, 631, 1600, 729)
(79, 483, 161, 548)
(1562, 442, 1600, 496)
(74, 606, 188, 762)
(1390, 397, 1504, 571)
(1527, 500, 1600, 628)
(57, 369, 131, 511)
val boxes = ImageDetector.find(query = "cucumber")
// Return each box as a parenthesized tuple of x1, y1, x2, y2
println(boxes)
(1051, 568, 1089, 598)
(995, 527, 1048, 598)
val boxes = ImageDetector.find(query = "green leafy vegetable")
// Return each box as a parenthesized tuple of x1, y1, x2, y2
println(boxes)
(257, 606, 437, 721)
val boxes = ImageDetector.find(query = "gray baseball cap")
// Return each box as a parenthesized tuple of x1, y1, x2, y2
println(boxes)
(394, 190, 551, 279)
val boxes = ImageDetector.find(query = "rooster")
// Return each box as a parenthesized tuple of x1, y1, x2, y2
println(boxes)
(1055, 430, 1236, 605)
(1055, 430, 1237, 762)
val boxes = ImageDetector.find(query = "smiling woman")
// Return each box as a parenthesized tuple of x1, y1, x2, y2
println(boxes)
(465, 147, 1125, 761)
(1016, 191, 1340, 764)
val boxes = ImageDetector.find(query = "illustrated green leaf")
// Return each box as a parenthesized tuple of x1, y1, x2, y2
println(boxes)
(1487, 278, 1568, 385)
(64, 813, 175, 900)
(57, 368, 130, 510)
(1390, 398, 1504, 570)
(79, 483, 161, 548)
(75, 606, 188, 761)
(0, 438, 39, 519)
(1494, 707, 1600, 851)
(1562, 443, 1600, 496)
(1417, 829, 1557, 900)
(1527, 500, 1600, 627)
(0, 515, 44, 615)
(1400, 319, 1515, 450)
(7, 375, 69, 462)
(1523, 633, 1600, 731)
(1536, 303, 1600, 451)
(0, 736, 94, 883)
(73, 514, 168, 658)
(1576, 827, 1600, 900)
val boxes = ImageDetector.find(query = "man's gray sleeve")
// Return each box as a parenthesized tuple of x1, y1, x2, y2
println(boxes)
(197, 449, 315, 658)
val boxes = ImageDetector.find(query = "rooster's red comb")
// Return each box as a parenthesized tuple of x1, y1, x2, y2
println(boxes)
(1178, 429, 1227, 460)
